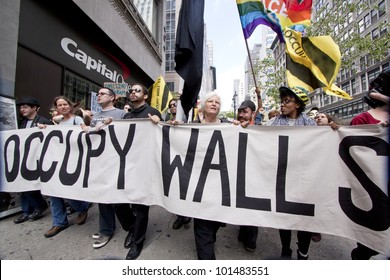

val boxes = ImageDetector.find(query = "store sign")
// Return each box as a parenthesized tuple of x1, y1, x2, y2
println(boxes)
(61, 37, 127, 83)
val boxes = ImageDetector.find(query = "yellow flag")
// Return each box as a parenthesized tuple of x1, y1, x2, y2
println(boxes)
(149, 75, 173, 113)
(284, 28, 352, 100)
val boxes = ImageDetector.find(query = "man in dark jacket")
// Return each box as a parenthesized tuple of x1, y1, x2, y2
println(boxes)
(13, 97, 52, 224)
(123, 83, 161, 260)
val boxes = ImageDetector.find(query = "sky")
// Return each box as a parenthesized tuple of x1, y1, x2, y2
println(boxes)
(204, 0, 266, 111)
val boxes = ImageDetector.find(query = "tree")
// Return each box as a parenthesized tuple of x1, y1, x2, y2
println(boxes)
(253, 51, 285, 108)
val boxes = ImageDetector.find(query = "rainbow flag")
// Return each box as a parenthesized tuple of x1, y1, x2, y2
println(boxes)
(277, 0, 312, 32)
(236, 0, 284, 42)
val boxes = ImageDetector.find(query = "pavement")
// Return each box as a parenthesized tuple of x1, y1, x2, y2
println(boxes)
(2, 202, 382, 261)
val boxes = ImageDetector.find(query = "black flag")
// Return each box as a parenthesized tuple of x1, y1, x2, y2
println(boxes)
(175, 0, 205, 117)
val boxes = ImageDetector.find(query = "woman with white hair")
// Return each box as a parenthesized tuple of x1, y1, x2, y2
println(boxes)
(192, 92, 226, 259)
(198, 92, 222, 124)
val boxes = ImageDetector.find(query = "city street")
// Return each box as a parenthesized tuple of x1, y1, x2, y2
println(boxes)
(0, 203, 379, 260)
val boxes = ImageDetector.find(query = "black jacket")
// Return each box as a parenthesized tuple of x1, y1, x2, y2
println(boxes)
(123, 103, 162, 120)
(19, 115, 53, 129)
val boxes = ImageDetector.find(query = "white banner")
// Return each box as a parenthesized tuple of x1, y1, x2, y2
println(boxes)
(1, 121, 389, 255)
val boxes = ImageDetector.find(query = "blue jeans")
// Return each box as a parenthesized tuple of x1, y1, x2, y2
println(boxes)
(20, 191, 48, 215)
(49, 197, 89, 227)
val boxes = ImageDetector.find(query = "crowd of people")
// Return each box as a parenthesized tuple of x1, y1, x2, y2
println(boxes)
(10, 69, 389, 260)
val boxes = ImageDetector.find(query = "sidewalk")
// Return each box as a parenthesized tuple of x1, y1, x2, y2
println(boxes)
(0, 204, 362, 260)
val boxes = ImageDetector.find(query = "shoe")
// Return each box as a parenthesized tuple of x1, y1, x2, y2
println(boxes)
(238, 235, 256, 252)
(281, 247, 292, 259)
(311, 233, 321, 243)
(28, 208, 45, 221)
(297, 249, 309, 260)
(172, 216, 191, 230)
(125, 242, 143, 260)
(44, 226, 67, 238)
(92, 232, 100, 239)
(14, 214, 30, 224)
(76, 211, 88, 225)
(93, 234, 112, 249)
(124, 228, 134, 249)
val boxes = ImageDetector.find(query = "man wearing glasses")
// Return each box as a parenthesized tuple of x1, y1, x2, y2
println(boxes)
(88, 87, 135, 250)
(123, 83, 162, 260)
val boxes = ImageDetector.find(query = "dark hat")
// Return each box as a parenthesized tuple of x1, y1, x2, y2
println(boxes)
(369, 69, 390, 96)
(16, 97, 40, 107)
(279, 86, 310, 105)
(238, 100, 256, 111)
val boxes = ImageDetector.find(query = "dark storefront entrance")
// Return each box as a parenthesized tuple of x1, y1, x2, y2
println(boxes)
(15, 0, 152, 119)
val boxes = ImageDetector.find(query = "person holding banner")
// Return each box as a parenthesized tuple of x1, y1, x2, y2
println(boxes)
(123, 83, 162, 260)
(13, 97, 50, 224)
(232, 99, 261, 252)
(192, 92, 228, 260)
(85, 87, 135, 250)
(269, 86, 316, 260)
(43, 96, 90, 238)
(350, 69, 389, 260)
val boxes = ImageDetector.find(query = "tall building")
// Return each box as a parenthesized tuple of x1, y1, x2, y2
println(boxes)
(0, 0, 166, 118)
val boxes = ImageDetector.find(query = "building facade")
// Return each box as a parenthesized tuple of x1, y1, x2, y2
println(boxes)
(1, 0, 165, 120)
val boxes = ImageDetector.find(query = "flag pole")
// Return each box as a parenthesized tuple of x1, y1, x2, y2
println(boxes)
(244, 39, 258, 89)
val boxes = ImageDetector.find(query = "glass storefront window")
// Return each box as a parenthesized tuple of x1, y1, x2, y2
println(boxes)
(63, 70, 100, 110)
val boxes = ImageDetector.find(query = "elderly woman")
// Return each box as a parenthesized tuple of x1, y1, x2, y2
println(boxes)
(269, 86, 316, 260)
(192, 92, 227, 259)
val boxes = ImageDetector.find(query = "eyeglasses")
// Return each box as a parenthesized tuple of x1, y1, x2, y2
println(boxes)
(169, 103, 177, 108)
(280, 99, 296, 105)
(130, 88, 142, 94)
(97, 92, 110, 96)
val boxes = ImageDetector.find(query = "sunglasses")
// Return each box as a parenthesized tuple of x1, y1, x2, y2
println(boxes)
(169, 103, 177, 108)
(130, 88, 142, 93)
(97, 92, 111, 96)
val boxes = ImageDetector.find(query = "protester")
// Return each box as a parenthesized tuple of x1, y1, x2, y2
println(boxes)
(269, 86, 316, 259)
(306, 106, 319, 119)
(254, 87, 264, 125)
(164, 98, 178, 122)
(350, 69, 389, 260)
(13, 97, 50, 224)
(315, 112, 340, 130)
(268, 109, 279, 121)
(192, 92, 228, 259)
(232, 99, 260, 252)
(123, 83, 162, 260)
(164, 98, 192, 230)
(42, 96, 90, 238)
(81, 87, 135, 250)
(123, 104, 131, 113)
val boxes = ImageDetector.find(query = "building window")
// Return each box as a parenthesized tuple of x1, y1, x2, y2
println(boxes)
(361, 74, 367, 91)
(63, 71, 100, 110)
(378, 1, 386, 17)
(166, 82, 174, 92)
(372, 27, 379, 40)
